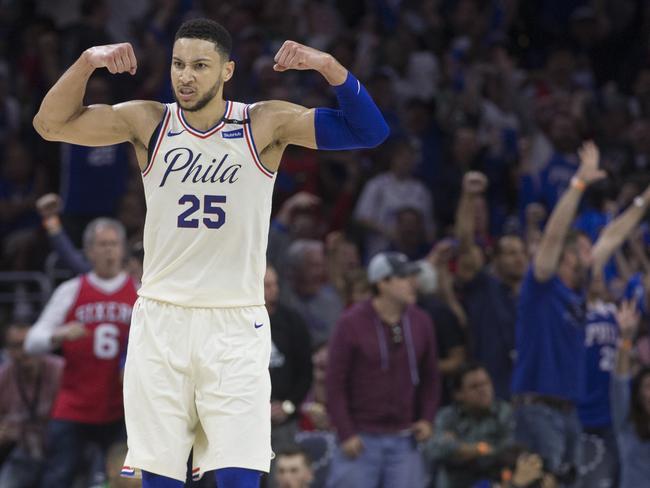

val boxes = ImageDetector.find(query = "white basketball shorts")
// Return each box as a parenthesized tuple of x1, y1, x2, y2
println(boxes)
(121, 297, 272, 482)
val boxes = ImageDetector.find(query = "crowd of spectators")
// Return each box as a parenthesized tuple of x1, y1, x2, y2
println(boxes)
(2, 0, 650, 487)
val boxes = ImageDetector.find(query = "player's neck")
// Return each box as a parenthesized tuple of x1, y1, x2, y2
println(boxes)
(181, 97, 227, 132)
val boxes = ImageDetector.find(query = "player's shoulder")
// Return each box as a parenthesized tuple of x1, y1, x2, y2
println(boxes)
(114, 100, 165, 124)
(113, 100, 166, 147)
(247, 100, 308, 123)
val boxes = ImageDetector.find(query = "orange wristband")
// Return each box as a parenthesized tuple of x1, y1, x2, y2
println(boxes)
(571, 177, 586, 192)
(476, 441, 490, 455)
(619, 338, 633, 351)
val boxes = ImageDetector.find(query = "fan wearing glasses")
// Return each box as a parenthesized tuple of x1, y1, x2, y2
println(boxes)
(325, 252, 440, 488)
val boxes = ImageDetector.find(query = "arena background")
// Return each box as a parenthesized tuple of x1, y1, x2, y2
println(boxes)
(1, 1, 650, 487)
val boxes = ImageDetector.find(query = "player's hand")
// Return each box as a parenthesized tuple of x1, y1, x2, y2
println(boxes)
(84, 43, 137, 75)
(341, 435, 364, 459)
(411, 420, 433, 442)
(36, 193, 62, 219)
(273, 41, 333, 73)
(462, 171, 488, 196)
(576, 141, 606, 185)
(617, 299, 640, 340)
(52, 322, 87, 344)
(273, 41, 347, 84)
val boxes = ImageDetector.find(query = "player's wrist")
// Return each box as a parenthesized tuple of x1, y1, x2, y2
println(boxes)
(79, 49, 100, 73)
(321, 56, 348, 86)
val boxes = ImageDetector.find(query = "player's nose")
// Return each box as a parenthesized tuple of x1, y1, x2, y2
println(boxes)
(178, 67, 195, 83)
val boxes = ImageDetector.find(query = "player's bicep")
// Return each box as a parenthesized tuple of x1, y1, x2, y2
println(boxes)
(34, 103, 129, 146)
(34, 100, 159, 148)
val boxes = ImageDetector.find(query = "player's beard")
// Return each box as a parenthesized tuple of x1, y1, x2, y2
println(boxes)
(175, 77, 221, 112)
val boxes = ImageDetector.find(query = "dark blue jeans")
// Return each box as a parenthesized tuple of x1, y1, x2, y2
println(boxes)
(326, 432, 425, 488)
(38, 419, 126, 488)
(515, 404, 582, 486)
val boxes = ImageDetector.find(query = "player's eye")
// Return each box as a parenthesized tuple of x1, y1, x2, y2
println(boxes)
(173, 61, 183, 69)
(196, 63, 207, 69)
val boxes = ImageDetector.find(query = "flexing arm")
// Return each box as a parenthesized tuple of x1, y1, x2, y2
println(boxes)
(591, 186, 650, 272)
(33, 43, 161, 162)
(248, 41, 389, 171)
(533, 142, 606, 282)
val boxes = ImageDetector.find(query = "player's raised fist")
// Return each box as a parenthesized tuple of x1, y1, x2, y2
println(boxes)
(273, 41, 332, 73)
(83, 43, 137, 75)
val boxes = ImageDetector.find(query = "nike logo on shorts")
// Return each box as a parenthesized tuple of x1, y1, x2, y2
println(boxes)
(167, 129, 185, 137)
(254, 322, 264, 329)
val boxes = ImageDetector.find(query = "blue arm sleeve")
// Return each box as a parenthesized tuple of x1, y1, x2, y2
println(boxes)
(315, 72, 390, 150)
(49, 232, 92, 275)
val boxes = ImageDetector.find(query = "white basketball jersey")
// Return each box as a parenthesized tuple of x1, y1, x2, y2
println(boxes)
(138, 101, 276, 308)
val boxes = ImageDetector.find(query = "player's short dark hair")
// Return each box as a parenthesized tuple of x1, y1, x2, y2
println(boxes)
(175, 18, 232, 59)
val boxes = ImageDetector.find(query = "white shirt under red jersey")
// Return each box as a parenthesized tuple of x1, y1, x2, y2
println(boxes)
(25, 272, 137, 424)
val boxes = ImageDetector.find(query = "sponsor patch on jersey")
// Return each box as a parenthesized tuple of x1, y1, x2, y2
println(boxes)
(222, 129, 244, 139)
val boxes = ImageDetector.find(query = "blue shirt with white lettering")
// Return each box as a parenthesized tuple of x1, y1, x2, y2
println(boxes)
(511, 268, 586, 403)
(578, 300, 618, 428)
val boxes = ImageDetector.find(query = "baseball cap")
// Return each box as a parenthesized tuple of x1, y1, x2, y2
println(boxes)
(367, 252, 421, 284)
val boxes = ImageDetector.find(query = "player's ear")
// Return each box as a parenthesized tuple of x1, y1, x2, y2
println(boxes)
(222, 60, 235, 83)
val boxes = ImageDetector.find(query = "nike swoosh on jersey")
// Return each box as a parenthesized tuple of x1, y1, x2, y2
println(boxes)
(167, 129, 186, 137)
(254, 322, 264, 328)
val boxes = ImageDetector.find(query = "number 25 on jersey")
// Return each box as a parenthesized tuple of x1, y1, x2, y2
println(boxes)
(178, 194, 226, 229)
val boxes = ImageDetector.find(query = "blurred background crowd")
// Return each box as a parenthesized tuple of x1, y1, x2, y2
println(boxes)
(1, 0, 650, 487)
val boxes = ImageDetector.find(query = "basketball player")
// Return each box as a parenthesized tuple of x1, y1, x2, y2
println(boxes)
(24, 218, 137, 488)
(32, 18, 388, 488)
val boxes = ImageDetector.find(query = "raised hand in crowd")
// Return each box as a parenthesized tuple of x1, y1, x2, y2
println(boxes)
(35, 193, 63, 234)
(534, 141, 605, 282)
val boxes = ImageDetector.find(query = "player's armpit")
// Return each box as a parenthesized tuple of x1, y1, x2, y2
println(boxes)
(33, 100, 164, 149)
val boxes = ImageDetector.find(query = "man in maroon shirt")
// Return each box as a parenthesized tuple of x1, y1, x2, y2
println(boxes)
(325, 252, 440, 488)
